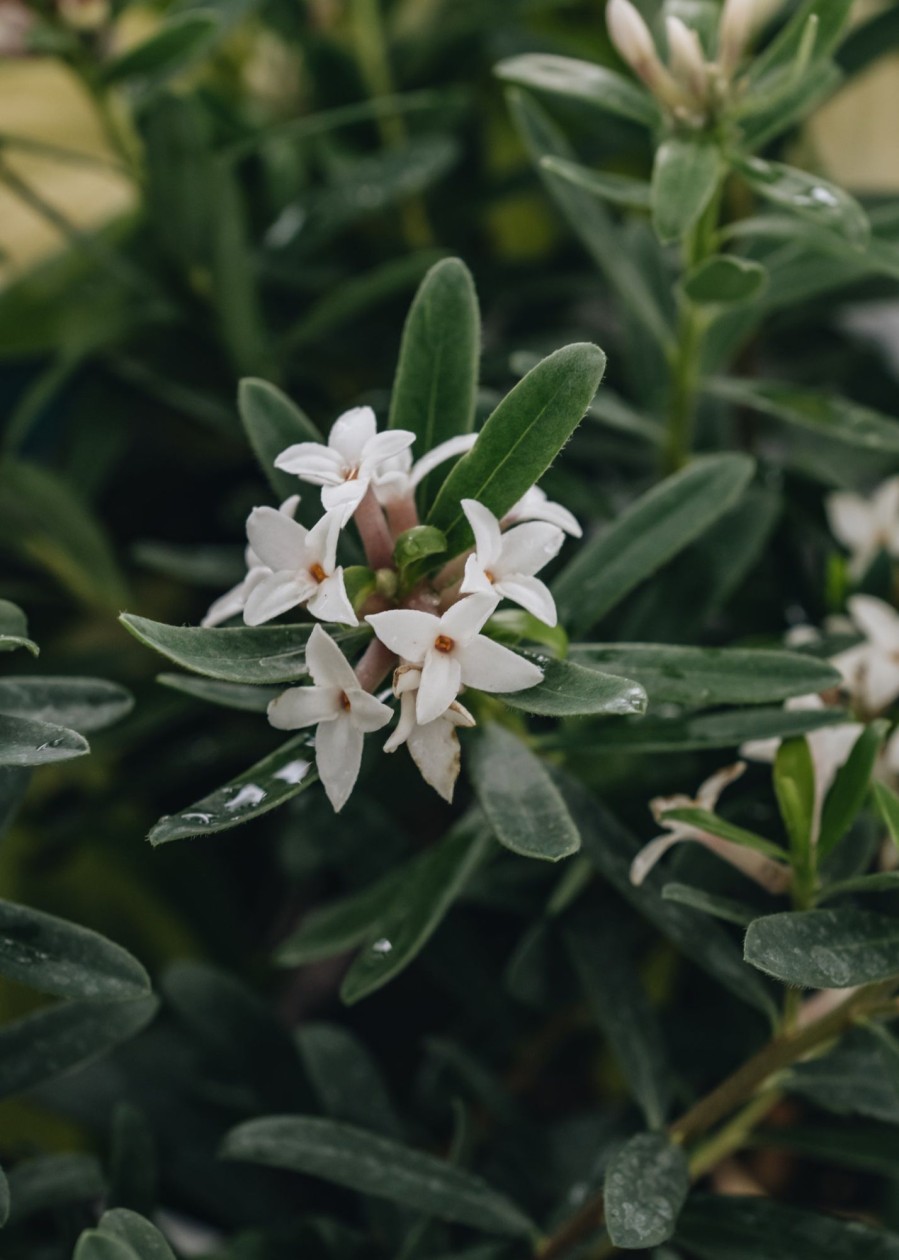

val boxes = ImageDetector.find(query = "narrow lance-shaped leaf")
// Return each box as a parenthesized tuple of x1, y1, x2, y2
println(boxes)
(495, 53, 659, 127)
(748, 0, 855, 86)
(221, 1116, 536, 1238)
(651, 137, 722, 245)
(276, 865, 409, 967)
(428, 342, 606, 557)
(0, 1163, 8, 1229)
(156, 674, 279, 713)
(745, 908, 899, 988)
(774, 737, 816, 866)
(734, 155, 869, 249)
(0, 678, 133, 734)
(818, 721, 885, 858)
(661, 883, 757, 928)
(874, 780, 899, 850)
(605, 1133, 689, 1249)
(496, 656, 646, 718)
(0, 715, 88, 767)
(658, 809, 787, 864)
(102, 12, 218, 85)
(539, 157, 652, 210)
(238, 378, 321, 502)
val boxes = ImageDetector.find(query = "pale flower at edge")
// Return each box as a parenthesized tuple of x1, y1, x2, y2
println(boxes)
(373, 433, 478, 506)
(460, 498, 564, 627)
(503, 485, 583, 537)
(243, 506, 357, 627)
(826, 477, 899, 579)
(367, 593, 543, 725)
(202, 494, 301, 628)
(832, 595, 899, 715)
(268, 625, 392, 812)
(384, 665, 475, 802)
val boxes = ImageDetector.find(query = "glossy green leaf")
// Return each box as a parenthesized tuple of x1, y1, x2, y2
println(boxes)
(745, 909, 899, 987)
(0, 995, 158, 1099)
(788, 1028, 899, 1122)
(394, 525, 448, 575)
(428, 343, 605, 557)
(238, 378, 321, 502)
(661, 883, 757, 927)
(682, 256, 768, 305)
(735, 156, 869, 248)
(818, 721, 885, 857)
(102, 13, 218, 85)
(222, 1116, 536, 1238)
(156, 673, 278, 712)
(0, 899, 150, 1001)
(340, 817, 491, 1003)
(605, 1133, 689, 1249)
(74, 1233, 136, 1260)
(554, 455, 754, 637)
(497, 657, 646, 718)
(470, 724, 580, 862)
(495, 54, 658, 127)
(0, 599, 38, 655)
(539, 157, 651, 209)
(388, 258, 479, 508)
(5, 1154, 105, 1225)
(296, 1023, 402, 1138)
(275, 865, 408, 966)
(749, 0, 855, 86)
(546, 705, 847, 753)
(0, 677, 132, 733)
(738, 63, 844, 151)
(874, 780, 899, 849)
(651, 138, 722, 245)
(148, 734, 316, 845)
(0, 715, 89, 767)
(569, 644, 840, 708)
(774, 737, 815, 862)
(658, 809, 786, 863)
(98, 1211, 176, 1260)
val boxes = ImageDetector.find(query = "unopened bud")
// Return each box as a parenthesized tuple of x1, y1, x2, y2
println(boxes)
(665, 15, 708, 101)
(717, 0, 756, 76)
(606, 0, 688, 110)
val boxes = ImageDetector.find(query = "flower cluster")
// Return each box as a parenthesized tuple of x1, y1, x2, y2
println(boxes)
(204, 406, 577, 812)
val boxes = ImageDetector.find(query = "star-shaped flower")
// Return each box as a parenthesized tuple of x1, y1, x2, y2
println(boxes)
(826, 478, 899, 578)
(503, 485, 582, 537)
(367, 593, 542, 725)
(267, 625, 392, 812)
(242, 506, 356, 627)
(833, 596, 899, 715)
(202, 495, 301, 629)
(373, 433, 478, 506)
(631, 763, 792, 894)
(384, 665, 475, 802)
(459, 499, 564, 627)
(274, 406, 415, 520)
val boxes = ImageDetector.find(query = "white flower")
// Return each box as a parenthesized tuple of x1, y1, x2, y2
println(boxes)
(367, 593, 543, 725)
(606, 0, 685, 108)
(242, 506, 357, 628)
(503, 485, 582, 538)
(384, 665, 476, 802)
(373, 433, 478, 506)
(268, 625, 392, 812)
(274, 406, 416, 520)
(202, 495, 300, 628)
(833, 596, 899, 715)
(631, 763, 792, 894)
(666, 15, 708, 99)
(826, 478, 899, 579)
(459, 499, 564, 627)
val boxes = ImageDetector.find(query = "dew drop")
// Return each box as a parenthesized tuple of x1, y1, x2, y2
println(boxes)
(371, 938, 393, 956)
(224, 784, 267, 811)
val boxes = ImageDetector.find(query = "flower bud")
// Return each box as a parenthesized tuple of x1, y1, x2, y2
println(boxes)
(665, 15, 708, 100)
(717, 0, 756, 76)
(606, 0, 687, 110)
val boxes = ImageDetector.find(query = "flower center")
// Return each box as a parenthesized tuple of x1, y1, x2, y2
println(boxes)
(345, 465, 360, 481)
(309, 562, 327, 583)
(484, 570, 496, 584)
(339, 691, 352, 711)
(434, 634, 455, 654)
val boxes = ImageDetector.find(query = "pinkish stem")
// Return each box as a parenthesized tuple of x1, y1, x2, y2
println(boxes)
(354, 637, 396, 693)
(354, 487, 395, 570)
(385, 494, 419, 538)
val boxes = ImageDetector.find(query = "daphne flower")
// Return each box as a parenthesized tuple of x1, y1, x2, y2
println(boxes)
(268, 626, 392, 812)
(384, 665, 475, 802)
(666, 15, 708, 99)
(826, 479, 899, 579)
(631, 763, 792, 894)
(202, 495, 300, 628)
(833, 596, 899, 715)
(503, 486, 582, 538)
(459, 499, 564, 627)
(243, 507, 356, 628)
(374, 434, 478, 506)
(274, 406, 415, 520)
(367, 593, 542, 725)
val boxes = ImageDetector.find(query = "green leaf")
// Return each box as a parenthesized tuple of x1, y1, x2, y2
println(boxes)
(873, 780, 899, 849)
(682, 256, 768, 305)
(745, 909, 899, 987)
(108, 1105, 155, 1219)
(0, 677, 132, 733)
(839, 3, 899, 78)
(296, 1023, 402, 1138)
(275, 866, 408, 966)
(820, 871, 899, 902)
(222, 1116, 535, 1237)
(569, 644, 840, 708)
(121, 614, 363, 684)
(706, 377, 899, 454)
(554, 455, 755, 637)
(661, 883, 757, 928)
(0, 996, 158, 1099)
(658, 809, 786, 864)
(605, 1133, 689, 1249)
(739, 62, 844, 151)
(394, 525, 448, 577)
(99, 1211, 176, 1260)
(773, 737, 816, 862)
(470, 724, 580, 862)
(734, 156, 869, 248)
(497, 657, 646, 718)
(495, 54, 659, 127)
(238, 378, 321, 503)
(428, 343, 606, 557)
(651, 138, 722, 245)
(156, 673, 278, 713)
(148, 734, 316, 845)
(677, 1193, 899, 1259)
(387, 258, 479, 509)
(0, 1163, 7, 1229)
(0, 899, 150, 1001)
(5, 1154, 105, 1225)
(0, 600, 38, 655)
(102, 12, 219, 85)
(488, 607, 569, 657)
(818, 721, 885, 858)
(539, 157, 651, 210)
(788, 1027, 899, 1122)
(749, 0, 855, 86)
(0, 715, 89, 767)
(74, 1233, 137, 1260)
(340, 817, 491, 1003)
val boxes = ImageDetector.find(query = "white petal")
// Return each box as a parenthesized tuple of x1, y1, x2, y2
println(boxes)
(439, 593, 498, 644)
(494, 574, 558, 627)
(384, 691, 417, 752)
(875, 477, 899, 535)
(243, 572, 311, 626)
(322, 478, 369, 517)
(329, 406, 378, 462)
(408, 716, 464, 803)
(305, 623, 359, 691)
(268, 685, 340, 729)
(410, 434, 478, 488)
(315, 713, 364, 812)
(202, 578, 251, 627)
(361, 428, 417, 472)
(848, 595, 899, 649)
(740, 735, 779, 764)
(629, 832, 685, 885)
(696, 761, 746, 812)
(393, 665, 423, 697)
(497, 522, 564, 579)
(346, 687, 394, 734)
(461, 499, 502, 568)
(278, 494, 302, 517)
(825, 491, 873, 552)
(373, 456, 413, 505)
(275, 443, 345, 486)
(861, 651, 899, 713)
(307, 571, 358, 626)
(366, 609, 440, 662)
(458, 636, 543, 693)
(246, 507, 310, 572)
(459, 554, 496, 597)
(417, 649, 463, 725)
(306, 509, 343, 571)
(505, 486, 582, 537)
